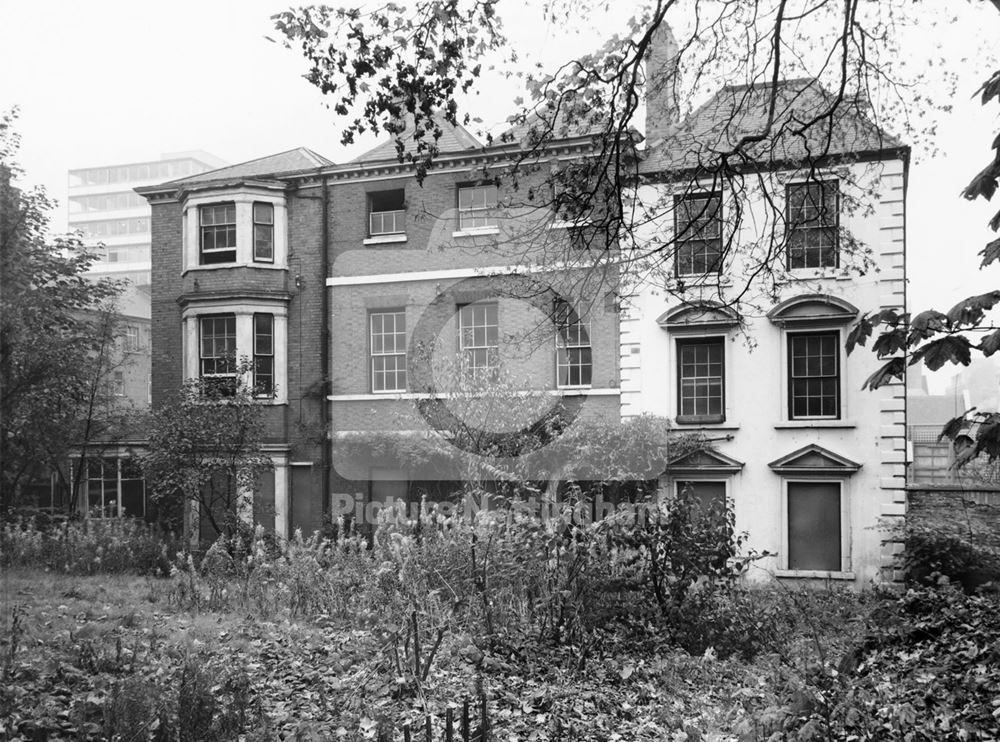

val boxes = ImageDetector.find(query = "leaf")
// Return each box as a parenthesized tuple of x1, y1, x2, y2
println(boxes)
(980, 328, 1000, 357)
(979, 237, 1000, 268)
(910, 335, 973, 371)
(946, 291, 1000, 327)
(938, 413, 972, 443)
(861, 358, 904, 390)
(908, 310, 949, 342)
(871, 329, 907, 358)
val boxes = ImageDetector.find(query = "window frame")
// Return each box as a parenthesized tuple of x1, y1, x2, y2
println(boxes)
(198, 313, 238, 397)
(785, 180, 840, 271)
(781, 478, 851, 574)
(675, 336, 726, 425)
(458, 301, 499, 377)
(368, 189, 407, 237)
(123, 324, 140, 352)
(674, 192, 723, 277)
(674, 478, 729, 513)
(183, 191, 288, 272)
(252, 201, 274, 263)
(198, 202, 238, 265)
(787, 330, 841, 421)
(369, 309, 408, 393)
(457, 183, 499, 231)
(83, 456, 146, 519)
(554, 301, 593, 389)
(253, 313, 275, 398)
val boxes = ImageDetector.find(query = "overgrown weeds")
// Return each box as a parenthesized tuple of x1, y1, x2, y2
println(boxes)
(1, 515, 175, 575)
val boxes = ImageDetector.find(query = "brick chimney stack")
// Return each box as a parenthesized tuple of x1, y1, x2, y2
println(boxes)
(644, 20, 679, 149)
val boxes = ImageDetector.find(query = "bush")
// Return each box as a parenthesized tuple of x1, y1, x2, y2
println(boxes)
(774, 586, 1000, 741)
(666, 583, 787, 660)
(159, 494, 776, 663)
(904, 521, 1000, 591)
(1, 516, 175, 575)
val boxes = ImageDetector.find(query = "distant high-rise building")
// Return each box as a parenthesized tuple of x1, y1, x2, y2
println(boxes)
(68, 151, 227, 287)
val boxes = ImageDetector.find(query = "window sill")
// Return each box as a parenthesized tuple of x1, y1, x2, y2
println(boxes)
(363, 234, 407, 246)
(549, 220, 590, 230)
(452, 227, 500, 238)
(676, 415, 726, 426)
(774, 420, 856, 429)
(781, 268, 852, 282)
(775, 569, 855, 581)
(673, 421, 741, 431)
(666, 275, 733, 289)
(183, 262, 286, 275)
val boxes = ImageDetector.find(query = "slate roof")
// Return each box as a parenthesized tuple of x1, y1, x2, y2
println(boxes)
(352, 114, 482, 163)
(167, 147, 334, 185)
(641, 78, 905, 175)
(502, 104, 607, 147)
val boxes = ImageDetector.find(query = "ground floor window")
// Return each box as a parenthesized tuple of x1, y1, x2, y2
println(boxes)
(85, 457, 146, 518)
(675, 479, 726, 513)
(786, 480, 842, 571)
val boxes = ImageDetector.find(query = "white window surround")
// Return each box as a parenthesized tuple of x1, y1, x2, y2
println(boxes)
(779, 325, 847, 422)
(181, 300, 288, 405)
(664, 475, 732, 507)
(181, 189, 288, 273)
(778, 477, 852, 577)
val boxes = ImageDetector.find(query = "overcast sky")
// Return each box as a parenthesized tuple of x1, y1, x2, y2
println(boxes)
(2, 0, 998, 392)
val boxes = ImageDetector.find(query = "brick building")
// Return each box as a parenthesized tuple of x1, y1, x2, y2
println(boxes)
(140, 133, 619, 539)
(142, 26, 909, 583)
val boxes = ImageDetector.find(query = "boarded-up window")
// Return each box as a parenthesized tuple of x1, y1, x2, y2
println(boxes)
(676, 480, 726, 513)
(787, 481, 842, 571)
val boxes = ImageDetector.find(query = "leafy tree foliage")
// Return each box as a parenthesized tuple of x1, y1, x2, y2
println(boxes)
(273, 2, 1000, 458)
(0, 110, 125, 512)
(852, 58, 1000, 460)
(273, 1, 979, 314)
(140, 370, 273, 539)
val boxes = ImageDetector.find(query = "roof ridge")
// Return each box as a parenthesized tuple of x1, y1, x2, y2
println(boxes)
(164, 147, 334, 185)
(720, 76, 820, 93)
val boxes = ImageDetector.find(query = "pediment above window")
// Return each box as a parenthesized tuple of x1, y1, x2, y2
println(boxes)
(657, 301, 740, 332)
(667, 447, 744, 474)
(768, 444, 861, 474)
(766, 294, 858, 327)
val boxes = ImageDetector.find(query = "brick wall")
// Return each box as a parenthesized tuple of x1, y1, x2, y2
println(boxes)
(149, 199, 184, 407)
(908, 487, 1000, 553)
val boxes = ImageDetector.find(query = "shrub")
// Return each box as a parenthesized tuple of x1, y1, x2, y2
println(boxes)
(1, 516, 175, 575)
(666, 583, 787, 660)
(904, 520, 1000, 591)
(776, 586, 1000, 741)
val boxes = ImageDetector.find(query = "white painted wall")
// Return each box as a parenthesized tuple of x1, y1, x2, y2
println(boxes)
(622, 157, 907, 586)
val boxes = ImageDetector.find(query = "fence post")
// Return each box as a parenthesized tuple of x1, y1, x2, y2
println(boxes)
(445, 706, 454, 742)
(462, 699, 470, 741)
